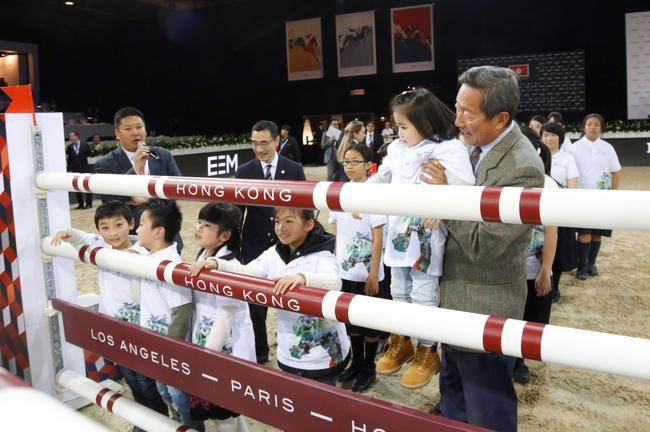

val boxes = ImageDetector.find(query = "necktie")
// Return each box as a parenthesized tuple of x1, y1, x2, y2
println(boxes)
(367, 133, 372, 148)
(470, 146, 482, 172)
(264, 164, 272, 180)
(74, 143, 79, 154)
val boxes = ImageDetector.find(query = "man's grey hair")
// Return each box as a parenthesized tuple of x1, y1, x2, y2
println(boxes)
(458, 66, 519, 124)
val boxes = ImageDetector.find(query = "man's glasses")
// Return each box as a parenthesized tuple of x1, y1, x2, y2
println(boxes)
(341, 160, 366, 167)
(251, 139, 274, 148)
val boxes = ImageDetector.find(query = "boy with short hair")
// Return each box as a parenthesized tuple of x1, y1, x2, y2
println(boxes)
(135, 198, 201, 431)
(51, 200, 169, 419)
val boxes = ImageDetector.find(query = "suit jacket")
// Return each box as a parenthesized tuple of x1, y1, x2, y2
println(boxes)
(235, 155, 306, 263)
(321, 131, 340, 164)
(66, 141, 93, 173)
(441, 124, 545, 322)
(278, 135, 302, 163)
(363, 130, 382, 163)
(94, 145, 181, 203)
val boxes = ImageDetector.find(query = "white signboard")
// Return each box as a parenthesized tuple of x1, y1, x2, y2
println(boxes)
(626, 11, 650, 119)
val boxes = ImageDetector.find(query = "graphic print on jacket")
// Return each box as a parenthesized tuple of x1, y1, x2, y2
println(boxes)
(290, 315, 344, 366)
(391, 216, 432, 272)
(341, 231, 373, 272)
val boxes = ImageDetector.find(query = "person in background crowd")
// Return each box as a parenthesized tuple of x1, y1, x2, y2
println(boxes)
(528, 114, 546, 136)
(333, 119, 365, 182)
(364, 120, 381, 162)
(512, 127, 558, 384)
(279, 124, 302, 163)
(566, 114, 621, 280)
(540, 121, 578, 302)
(547, 111, 573, 147)
(322, 118, 342, 181)
(381, 120, 394, 145)
(66, 130, 95, 209)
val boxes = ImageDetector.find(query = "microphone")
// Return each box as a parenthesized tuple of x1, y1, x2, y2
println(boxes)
(137, 140, 160, 160)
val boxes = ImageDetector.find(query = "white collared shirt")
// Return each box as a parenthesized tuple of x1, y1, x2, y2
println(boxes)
(122, 145, 150, 175)
(259, 152, 279, 179)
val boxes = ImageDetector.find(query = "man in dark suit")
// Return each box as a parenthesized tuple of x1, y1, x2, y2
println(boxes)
(278, 124, 302, 164)
(422, 66, 544, 432)
(94, 107, 181, 236)
(66, 131, 96, 209)
(237, 120, 306, 364)
(364, 120, 382, 163)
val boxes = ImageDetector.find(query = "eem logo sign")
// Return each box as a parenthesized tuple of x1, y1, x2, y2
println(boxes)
(207, 153, 238, 176)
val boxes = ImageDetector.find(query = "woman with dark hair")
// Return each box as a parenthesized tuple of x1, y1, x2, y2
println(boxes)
(566, 114, 622, 280)
(514, 127, 558, 384)
(528, 115, 546, 136)
(541, 121, 578, 301)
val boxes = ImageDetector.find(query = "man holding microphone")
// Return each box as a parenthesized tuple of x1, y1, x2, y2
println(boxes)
(95, 107, 182, 233)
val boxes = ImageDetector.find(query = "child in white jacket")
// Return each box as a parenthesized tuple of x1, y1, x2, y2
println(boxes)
(191, 207, 349, 385)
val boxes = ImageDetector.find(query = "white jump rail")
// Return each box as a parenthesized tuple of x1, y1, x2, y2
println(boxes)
(0, 368, 110, 431)
(42, 238, 650, 381)
(56, 369, 196, 432)
(35, 171, 650, 230)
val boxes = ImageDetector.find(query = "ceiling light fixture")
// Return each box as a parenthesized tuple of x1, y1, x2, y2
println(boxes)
(65, 1, 74, 6)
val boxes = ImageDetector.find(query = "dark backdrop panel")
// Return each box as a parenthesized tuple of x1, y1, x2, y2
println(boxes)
(2, 0, 649, 136)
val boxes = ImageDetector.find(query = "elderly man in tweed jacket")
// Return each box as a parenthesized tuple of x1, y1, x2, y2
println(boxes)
(422, 66, 544, 432)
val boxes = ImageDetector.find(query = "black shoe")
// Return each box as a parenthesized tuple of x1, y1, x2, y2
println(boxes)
(351, 369, 376, 392)
(513, 361, 530, 384)
(74, 205, 84, 210)
(576, 268, 588, 280)
(85, 204, 92, 209)
(552, 290, 561, 303)
(338, 364, 361, 384)
(257, 355, 269, 364)
(430, 401, 441, 415)
(588, 265, 598, 276)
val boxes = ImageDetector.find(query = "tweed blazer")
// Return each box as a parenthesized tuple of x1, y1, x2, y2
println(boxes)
(440, 124, 545, 321)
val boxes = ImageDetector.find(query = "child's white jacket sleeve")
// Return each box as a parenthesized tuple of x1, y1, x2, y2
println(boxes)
(66, 228, 101, 247)
(299, 255, 342, 291)
(204, 306, 236, 352)
(300, 272, 342, 291)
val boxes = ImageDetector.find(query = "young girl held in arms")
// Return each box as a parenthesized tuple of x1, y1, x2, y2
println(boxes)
(370, 89, 475, 389)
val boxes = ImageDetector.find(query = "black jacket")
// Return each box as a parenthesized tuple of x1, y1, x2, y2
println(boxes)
(278, 135, 302, 164)
(66, 141, 94, 173)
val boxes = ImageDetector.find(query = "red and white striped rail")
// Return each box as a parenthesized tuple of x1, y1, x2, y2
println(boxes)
(57, 369, 196, 432)
(42, 238, 650, 381)
(36, 171, 650, 230)
(0, 368, 110, 431)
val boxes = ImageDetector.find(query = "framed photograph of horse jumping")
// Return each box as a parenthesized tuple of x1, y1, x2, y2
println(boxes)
(391, 4, 435, 73)
(335, 11, 377, 78)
